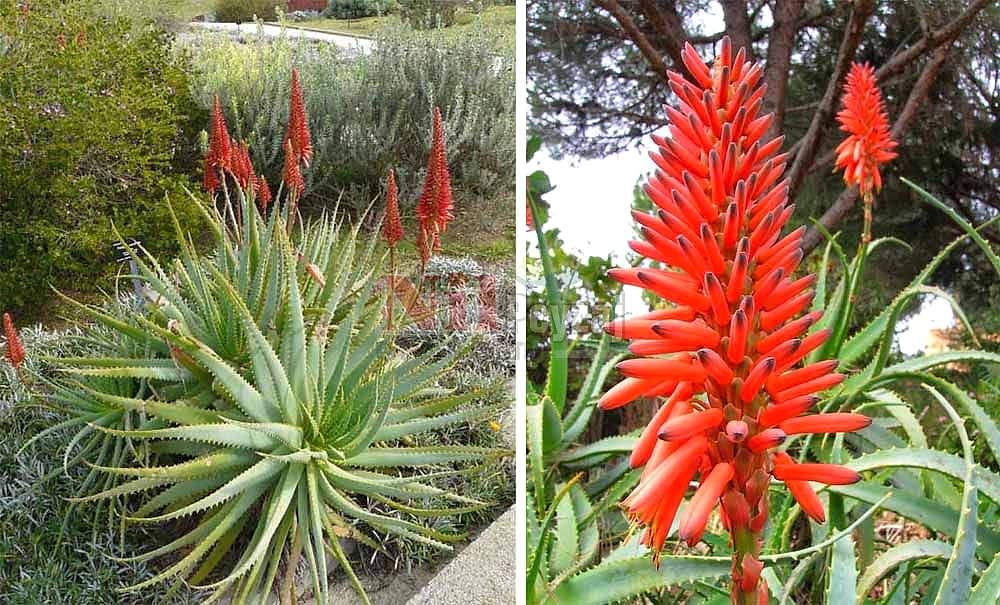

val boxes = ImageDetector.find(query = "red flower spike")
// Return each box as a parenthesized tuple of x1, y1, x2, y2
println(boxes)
(416, 107, 454, 259)
(772, 463, 861, 485)
(284, 69, 312, 167)
(383, 168, 403, 248)
(3, 313, 25, 369)
(657, 408, 725, 441)
(679, 462, 735, 546)
(779, 412, 872, 435)
(203, 95, 231, 192)
(600, 38, 870, 602)
(835, 63, 897, 198)
(256, 178, 272, 212)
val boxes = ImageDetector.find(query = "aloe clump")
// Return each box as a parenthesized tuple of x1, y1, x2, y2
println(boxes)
(47, 192, 507, 604)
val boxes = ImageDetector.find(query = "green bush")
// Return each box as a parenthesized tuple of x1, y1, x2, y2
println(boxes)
(399, 0, 461, 28)
(183, 21, 514, 212)
(0, 0, 205, 319)
(324, 0, 394, 19)
(213, 0, 281, 22)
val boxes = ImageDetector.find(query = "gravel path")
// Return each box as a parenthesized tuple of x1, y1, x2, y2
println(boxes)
(188, 21, 373, 53)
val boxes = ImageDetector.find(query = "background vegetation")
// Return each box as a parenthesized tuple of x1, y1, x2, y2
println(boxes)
(0, 0, 206, 320)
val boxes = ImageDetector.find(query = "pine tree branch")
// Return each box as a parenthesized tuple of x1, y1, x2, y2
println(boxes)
(638, 0, 689, 69)
(720, 0, 752, 52)
(762, 0, 806, 139)
(592, 0, 681, 85)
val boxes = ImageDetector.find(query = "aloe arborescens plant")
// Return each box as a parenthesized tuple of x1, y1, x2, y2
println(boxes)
(40, 75, 507, 605)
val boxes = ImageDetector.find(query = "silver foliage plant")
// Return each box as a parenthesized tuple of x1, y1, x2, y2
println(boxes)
(181, 21, 514, 206)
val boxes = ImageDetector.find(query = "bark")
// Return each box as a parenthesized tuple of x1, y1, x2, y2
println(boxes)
(720, 0, 752, 53)
(801, 44, 953, 253)
(875, 0, 992, 81)
(638, 0, 688, 68)
(762, 0, 806, 139)
(786, 0, 875, 200)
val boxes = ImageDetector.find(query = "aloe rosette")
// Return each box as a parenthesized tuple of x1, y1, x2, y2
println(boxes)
(599, 38, 871, 603)
(44, 184, 506, 604)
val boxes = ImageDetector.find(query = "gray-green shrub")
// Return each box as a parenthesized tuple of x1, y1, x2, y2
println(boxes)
(181, 20, 514, 211)
(399, 0, 461, 28)
(213, 0, 282, 22)
(325, 0, 394, 19)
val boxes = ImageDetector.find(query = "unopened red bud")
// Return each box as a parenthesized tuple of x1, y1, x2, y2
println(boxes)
(747, 428, 785, 453)
(658, 408, 725, 441)
(772, 462, 861, 485)
(725, 420, 749, 442)
(780, 412, 871, 435)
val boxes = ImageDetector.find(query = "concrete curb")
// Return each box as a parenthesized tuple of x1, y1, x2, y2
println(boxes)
(405, 506, 515, 605)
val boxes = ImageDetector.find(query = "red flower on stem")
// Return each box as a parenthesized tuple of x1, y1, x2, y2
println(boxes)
(383, 168, 403, 248)
(204, 96, 232, 193)
(835, 63, 897, 199)
(835, 62, 897, 244)
(284, 69, 312, 168)
(599, 37, 869, 604)
(229, 139, 257, 192)
(3, 313, 25, 370)
(416, 107, 454, 263)
(256, 178, 272, 212)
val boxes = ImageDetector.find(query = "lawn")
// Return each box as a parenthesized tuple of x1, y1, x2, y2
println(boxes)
(284, 5, 515, 43)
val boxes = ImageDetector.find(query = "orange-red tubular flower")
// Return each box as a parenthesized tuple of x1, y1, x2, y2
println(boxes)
(3, 313, 25, 369)
(835, 63, 897, 198)
(599, 37, 870, 604)
(772, 452, 827, 523)
(658, 408, 725, 441)
(771, 463, 861, 485)
(779, 412, 871, 435)
(679, 462, 734, 546)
